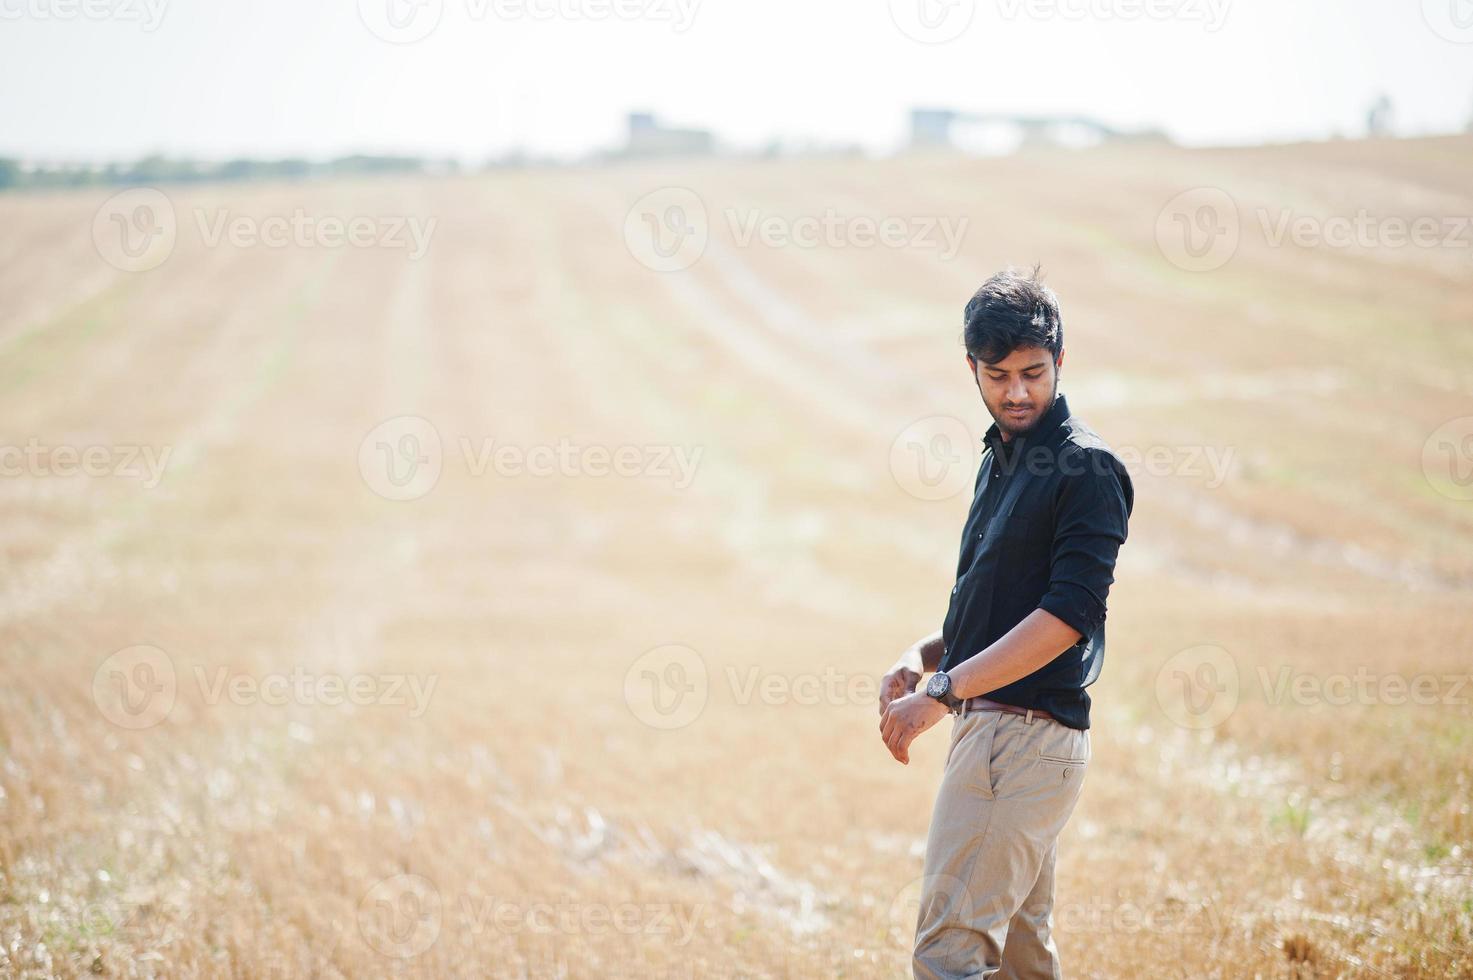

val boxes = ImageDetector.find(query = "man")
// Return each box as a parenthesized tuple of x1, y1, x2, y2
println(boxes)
(878, 266, 1133, 979)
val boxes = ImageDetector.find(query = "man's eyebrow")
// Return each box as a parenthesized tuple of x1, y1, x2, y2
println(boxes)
(984, 360, 1050, 372)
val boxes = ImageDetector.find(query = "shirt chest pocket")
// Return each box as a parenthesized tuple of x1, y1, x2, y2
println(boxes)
(980, 512, 1046, 552)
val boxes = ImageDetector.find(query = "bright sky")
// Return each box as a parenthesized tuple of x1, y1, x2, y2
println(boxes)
(2, 0, 1471, 162)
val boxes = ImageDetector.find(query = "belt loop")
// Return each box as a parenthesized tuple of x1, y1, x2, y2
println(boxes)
(1025, 709, 1034, 725)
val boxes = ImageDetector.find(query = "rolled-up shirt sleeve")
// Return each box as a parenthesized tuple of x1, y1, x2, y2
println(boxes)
(1037, 447, 1133, 639)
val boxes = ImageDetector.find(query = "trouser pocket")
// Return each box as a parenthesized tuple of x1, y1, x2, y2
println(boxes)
(943, 711, 998, 798)
(1035, 724, 1090, 768)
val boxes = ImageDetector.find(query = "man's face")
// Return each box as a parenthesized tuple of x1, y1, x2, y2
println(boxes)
(968, 345, 1062, 441)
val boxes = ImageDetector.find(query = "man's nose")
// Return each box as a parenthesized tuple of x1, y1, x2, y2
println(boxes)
(1007, 378, 1029, 402)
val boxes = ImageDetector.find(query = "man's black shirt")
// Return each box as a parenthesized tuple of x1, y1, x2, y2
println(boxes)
(940, 393, 1133, 730)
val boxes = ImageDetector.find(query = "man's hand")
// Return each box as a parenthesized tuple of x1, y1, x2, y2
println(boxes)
(879, 692, 949, 765)
(878, 665, 922, 714)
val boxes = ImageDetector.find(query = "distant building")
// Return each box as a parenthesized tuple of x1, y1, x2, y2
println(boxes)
(908, 108, 1167, 153)
(1366, 94, 1395, 138)
(623, 112, 714, 158)
(911, 109, 959, 149)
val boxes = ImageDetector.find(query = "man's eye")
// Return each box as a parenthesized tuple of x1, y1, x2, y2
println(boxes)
(1024, 372, 1042, 380)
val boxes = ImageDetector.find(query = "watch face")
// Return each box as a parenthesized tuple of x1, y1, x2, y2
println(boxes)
(927, 673, 948, 699)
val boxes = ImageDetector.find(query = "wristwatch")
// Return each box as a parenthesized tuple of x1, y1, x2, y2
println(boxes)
(925, 671, 964, 714)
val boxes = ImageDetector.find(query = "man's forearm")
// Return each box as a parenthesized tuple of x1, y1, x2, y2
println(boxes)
(947, 609, 1082, 701)
(893, 629, 945, 675)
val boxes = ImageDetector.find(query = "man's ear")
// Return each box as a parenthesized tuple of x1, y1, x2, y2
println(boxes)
(966, 354, 983, 394)
(1054, 347, 1065, 373)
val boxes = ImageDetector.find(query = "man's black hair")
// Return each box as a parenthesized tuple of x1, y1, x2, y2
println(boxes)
(962, 264, 1063, 365)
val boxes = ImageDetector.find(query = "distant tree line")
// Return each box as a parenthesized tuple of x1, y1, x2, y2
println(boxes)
(0, 154, 464, 192)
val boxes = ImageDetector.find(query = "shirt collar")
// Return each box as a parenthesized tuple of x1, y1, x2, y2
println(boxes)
(983, 392, 1071, 459)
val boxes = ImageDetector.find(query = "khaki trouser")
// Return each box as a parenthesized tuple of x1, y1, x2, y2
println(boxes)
(913, 705, 1090, 980)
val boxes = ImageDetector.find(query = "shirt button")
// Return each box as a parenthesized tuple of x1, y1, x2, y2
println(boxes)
(952, 585, 959, 594)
